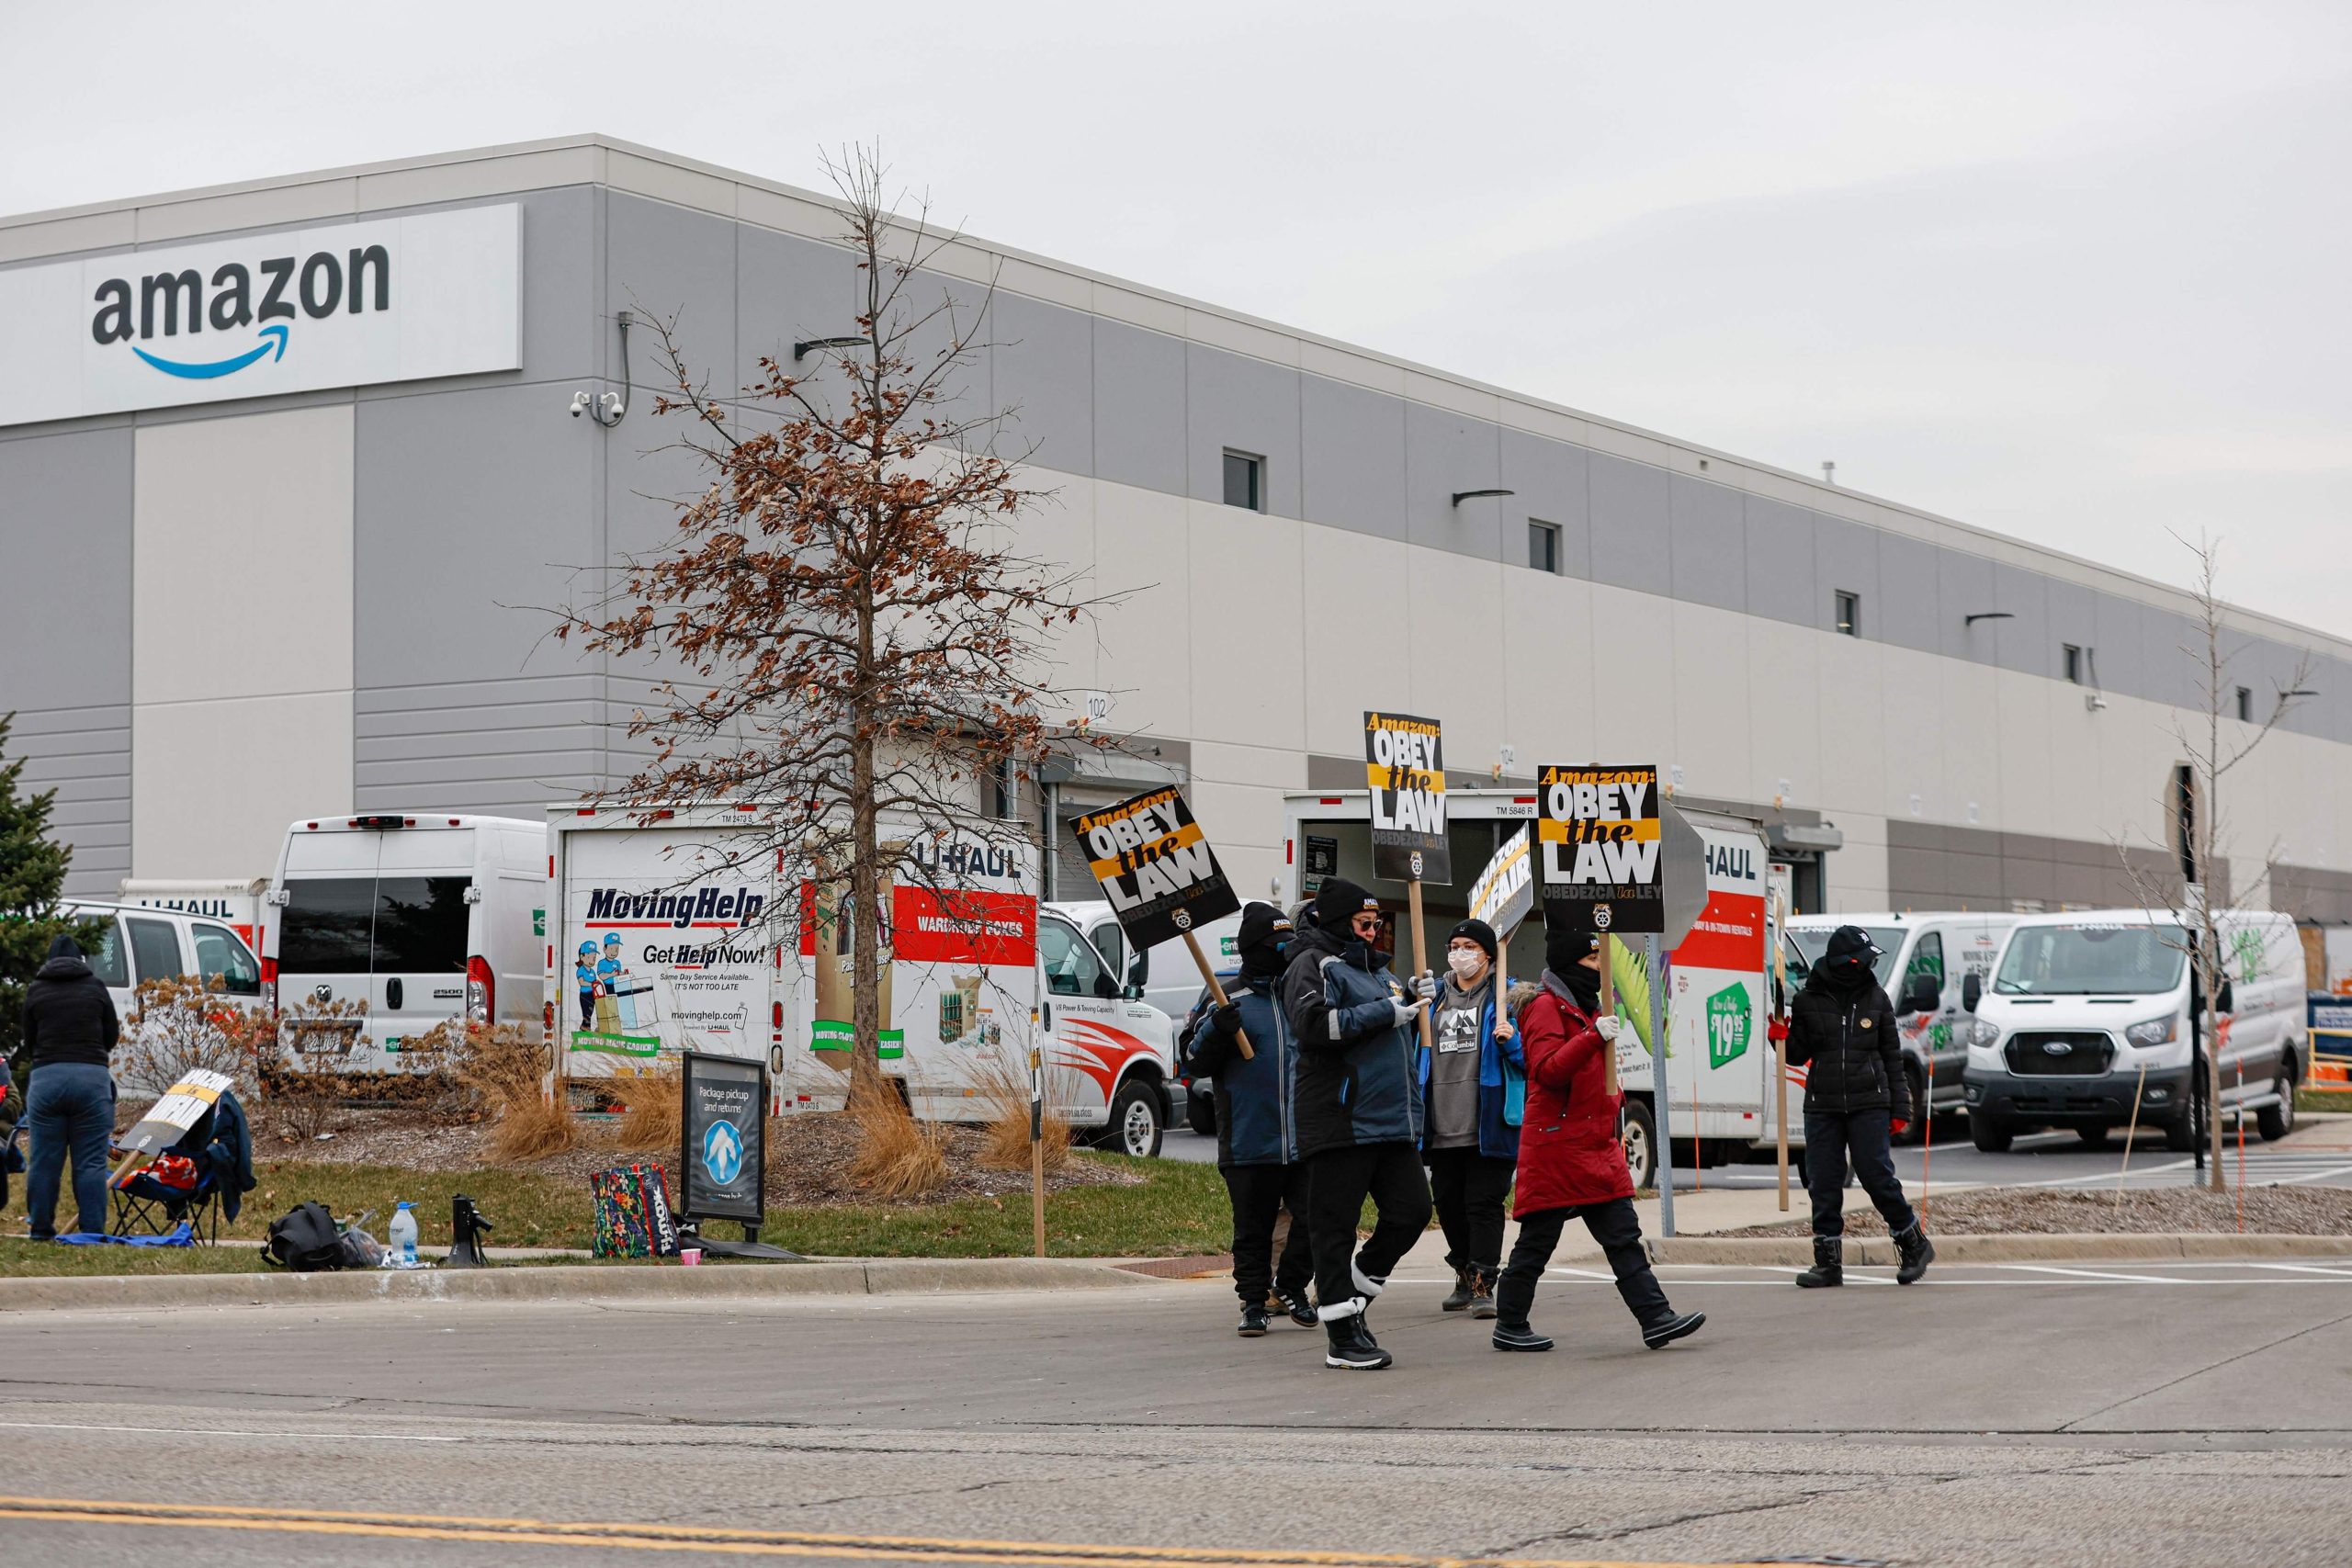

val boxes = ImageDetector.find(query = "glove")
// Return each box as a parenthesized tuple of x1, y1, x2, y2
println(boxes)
(1594, 1015, 1623, 1043)
(1389, 998, 1425, 1026)
(1890, 1118, 1911, 1137)
(1766, 1015, 1790, 1044)
(1415, 972, 1438, 1003)
(1207, 1001, 1240, 1039)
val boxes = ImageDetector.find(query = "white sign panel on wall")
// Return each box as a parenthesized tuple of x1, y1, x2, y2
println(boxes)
(0, 203, 521, 427)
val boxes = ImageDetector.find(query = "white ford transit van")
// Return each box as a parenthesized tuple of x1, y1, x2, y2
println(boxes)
(59, 899, 264, 1028)
(1962, 908, 2308, 1152)
(264, 814, 546, 1070)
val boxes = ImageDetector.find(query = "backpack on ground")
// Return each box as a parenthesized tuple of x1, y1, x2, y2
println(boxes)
(259, 1201, 346, 1271)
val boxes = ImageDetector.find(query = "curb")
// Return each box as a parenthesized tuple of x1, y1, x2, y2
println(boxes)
(1647, 1232, 2352, 1267)
(0, 1256, 1156, 1315)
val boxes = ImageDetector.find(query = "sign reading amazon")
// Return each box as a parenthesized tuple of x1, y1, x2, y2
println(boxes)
(0, 204, 520, 427)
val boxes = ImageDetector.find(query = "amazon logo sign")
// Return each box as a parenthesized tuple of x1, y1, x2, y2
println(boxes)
(0, 203, 520, 427)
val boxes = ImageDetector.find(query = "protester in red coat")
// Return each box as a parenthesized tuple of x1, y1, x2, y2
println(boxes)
(1491, 923, 1705, 1353)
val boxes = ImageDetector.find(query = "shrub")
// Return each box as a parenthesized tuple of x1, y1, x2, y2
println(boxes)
(846, 1061, 949, 1199)
(118, 976, 274, 1098)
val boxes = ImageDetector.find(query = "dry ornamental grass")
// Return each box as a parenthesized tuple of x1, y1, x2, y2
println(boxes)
(844, 1064, 952, 1199)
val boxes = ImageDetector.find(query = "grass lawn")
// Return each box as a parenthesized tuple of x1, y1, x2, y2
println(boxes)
(1, 1151, 1237, 1276)
(2297, 1089, 2352, 1115)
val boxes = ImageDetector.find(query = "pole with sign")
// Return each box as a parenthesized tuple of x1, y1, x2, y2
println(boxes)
(1030, 1042, 1046, 1257)
(1772, 892, 1792, 1212)
(1537, 764, 1664, 1098)
(1069, 786, 1250, 1057)
(1365, 712, 1451, 1056)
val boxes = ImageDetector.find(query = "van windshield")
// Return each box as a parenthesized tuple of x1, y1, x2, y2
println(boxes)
(1785, 927, 1905, 992)
(279, 874, 470, 975)
(1995, 924, 2187, 996)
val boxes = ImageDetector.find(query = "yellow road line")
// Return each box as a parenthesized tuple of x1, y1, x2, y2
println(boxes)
(0, 1497, 1783, 1568)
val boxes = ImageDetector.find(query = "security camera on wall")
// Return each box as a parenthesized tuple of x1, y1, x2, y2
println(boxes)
(569, 390, 591, 418)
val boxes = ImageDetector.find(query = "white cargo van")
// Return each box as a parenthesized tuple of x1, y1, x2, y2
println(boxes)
(263, 814, 546, 1070)
(1962, 908, 2308, 1151)
(1781, 911, 2018, 1141)
(60, 899, 265, 1028)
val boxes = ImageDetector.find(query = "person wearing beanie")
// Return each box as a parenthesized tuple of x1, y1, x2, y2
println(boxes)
(1770, 924, 1932, 1287)
(1279, 875, 1432, 1370)
(1489, 917, 1705, 1354)
(1181, 902, 1316, 1337)
(1419, 916, 1523, 1318)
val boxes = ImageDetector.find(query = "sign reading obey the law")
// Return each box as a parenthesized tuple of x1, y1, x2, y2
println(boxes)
(1537, 763, 1664, 935)
(1467, 825, 1535, 935)
(1363, 710, 1449, 883)
(1069, 786, 1240, 949)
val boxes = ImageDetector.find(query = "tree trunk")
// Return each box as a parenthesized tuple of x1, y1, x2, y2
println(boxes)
(850, 728, 882, 1078)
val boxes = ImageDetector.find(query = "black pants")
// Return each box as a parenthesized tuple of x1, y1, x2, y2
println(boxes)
(1306, 1142, 1432, 1314)
(1424, 1146, 1514, 1274)
(1223, 1162, 1314, 1305)
(1496, 1197, 1669, 1328)
(1804, 1107, 1917, 1238)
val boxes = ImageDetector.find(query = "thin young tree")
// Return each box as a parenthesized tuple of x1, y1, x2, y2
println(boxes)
(2115, 531, 2312, 1191)
(557, 148, 1116, 1082)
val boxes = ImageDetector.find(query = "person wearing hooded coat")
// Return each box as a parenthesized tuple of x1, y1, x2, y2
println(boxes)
(1418, 916, 1523, 1318)
(16, 932, 120, 1240)
(1770, 923, 1934, 1286)
(1490, 922, 1704, 1353)
(1181, 902, 1317, 1337)
(1279, 876, 1431, 1371)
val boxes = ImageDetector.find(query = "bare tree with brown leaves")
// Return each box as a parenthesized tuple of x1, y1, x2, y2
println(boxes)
(2115, 531, 2313, 1190)
(557, 147, 1117, 1078)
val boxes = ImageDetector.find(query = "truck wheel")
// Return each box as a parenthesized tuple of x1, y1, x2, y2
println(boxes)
(2075, 1122, 2110, 1148)
(1186, 1086, 1217, 1138)
(1970, 1112, 2013, 1153)
(1620, 1099, 1658, 1190)
(1099, 1078, 1163, 1158)
(2258, 1069, 2297, 1141)
(1899, 1066, 1928, 1145)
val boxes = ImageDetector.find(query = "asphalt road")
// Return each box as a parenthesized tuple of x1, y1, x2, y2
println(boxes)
(6, 1260, 2352, 1568)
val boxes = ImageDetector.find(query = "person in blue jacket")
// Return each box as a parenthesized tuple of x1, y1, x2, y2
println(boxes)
(1280, 876, 1430, 1371)
(1181, 902, 1315, 1337)
(1418, 917, 1523, 1319)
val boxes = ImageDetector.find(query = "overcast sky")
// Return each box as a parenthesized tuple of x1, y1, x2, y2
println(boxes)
(6, 4, 2346, 634)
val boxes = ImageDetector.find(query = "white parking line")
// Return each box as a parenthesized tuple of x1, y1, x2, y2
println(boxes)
(1545, 1266, 1620, 1280)
(1750, 1263, 1894, 1285)
(1996, 1263, 2188, 1284)
(2242, 1261, 2352, 1279)
(2266, 1163, 2352, 1187)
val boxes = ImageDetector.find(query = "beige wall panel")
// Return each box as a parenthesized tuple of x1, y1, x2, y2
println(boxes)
(133, 692, 351, 879)
(1586, 584, 1676, 765)
(1186, 501, 1306, 752)
(1407, 551, 1506, 776)
(1500, 568, 1598, 765)
(1669, 602, 1752, 805)
(1300, 525, 1412, 759)
(1089, 480, 1191, 739)
(1814, 631, 1886, 816)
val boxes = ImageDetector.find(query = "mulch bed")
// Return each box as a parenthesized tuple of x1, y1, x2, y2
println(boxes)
(246, 1106, 1140, 1208)
(1742, 1184, 2352, 1236)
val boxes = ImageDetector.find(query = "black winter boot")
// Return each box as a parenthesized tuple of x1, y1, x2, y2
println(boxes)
(1322, 1305, 1391, 1370)
(1441, 1265, 1476, 1313)
(1641, 1309, 1706, 1349)
(1894, 1222, 1935, 1285)
(1795, 1235, 1844, 1288)
(1468, 1268, 1498, 1320)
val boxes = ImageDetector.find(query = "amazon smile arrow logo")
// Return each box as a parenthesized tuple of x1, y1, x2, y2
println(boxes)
(132, 322, 288, 380)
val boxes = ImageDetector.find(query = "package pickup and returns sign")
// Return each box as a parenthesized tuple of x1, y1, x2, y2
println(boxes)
(1364, 711, 1449, 883)
(1538, 764, 1663, 934)
(1070, 786, 1240, 949)
(681, 1052, 765, 1225)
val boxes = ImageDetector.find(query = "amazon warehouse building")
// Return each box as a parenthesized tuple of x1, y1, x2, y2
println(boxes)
(6, 134, 2352, 939)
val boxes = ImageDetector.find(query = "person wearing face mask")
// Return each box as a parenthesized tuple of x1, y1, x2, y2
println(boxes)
(1182, 902, 1317, 1337)
(1418, 917, 1522, 1319)
(1281, 876, 1431, 1371)
(1771, 923, 1932, 1287)
(1491, 920, 1705, 1353)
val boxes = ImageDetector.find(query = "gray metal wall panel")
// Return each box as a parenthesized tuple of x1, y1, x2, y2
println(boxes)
(355, 677, 605, 819)
(0, 428, 132, 712)
(2046, 578, 2098, 685)
(6, 705, 130, 896)
(1991, 562, 2051, 678)
(1739, 496, 1812, 626)
(2139, 606, 2203, 713)
(353, 385, 597, 689)
(734, 224, 864, 410)
(1873, 531, 1939, 652)
(1091, 321, 1185, 496)
(1810, 512, 1878, 637)
(1499, 426, 1589, 578)
(895, 269, 995, 432)
(521, 187, 601, 389)
(1668, 473, 1746, 613)
(1406, 402, 1500, 558)
(1587, 452, 1671, 597)
(2092, 592, 2144, 701)
(607, 194, 737, 408)
(990, 293, 1093, 476)
(1186, 345, 1300, 517)
(1936, 547, 1996, 663)
(1300, 374, 1406, 540)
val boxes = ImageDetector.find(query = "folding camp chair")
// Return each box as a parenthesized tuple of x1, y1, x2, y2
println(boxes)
(111, 1098, 232, 1245)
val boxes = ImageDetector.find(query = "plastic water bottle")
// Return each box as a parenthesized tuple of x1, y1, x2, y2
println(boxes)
(389, 1201, 418, 1267)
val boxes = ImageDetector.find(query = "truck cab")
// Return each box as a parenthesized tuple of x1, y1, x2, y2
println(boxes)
(1036, 905, 1182, 1156)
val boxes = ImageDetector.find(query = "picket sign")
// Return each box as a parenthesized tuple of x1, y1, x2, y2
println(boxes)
(1467, 827, 1536, 1066)
(1772, 892, 1792, 1212)
(110, 1068, 233, 1185)
(1069, 786, 1250, 1060)
(1537, 764, 1665, 1098)
(1365, 712, 1451, 1056)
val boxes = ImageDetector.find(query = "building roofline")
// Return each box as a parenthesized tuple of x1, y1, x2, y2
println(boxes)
(3, 132, 2341, 658)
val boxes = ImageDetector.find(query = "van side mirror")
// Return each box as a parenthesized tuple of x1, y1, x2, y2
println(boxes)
(1962, 973, 1984, 1012)
(1127, 952, 1149, 988)
(1901, 972, 1941, 1015)
(2216, 978, 2235, 1015)
(1092, 972, 1119, 999)
(1121, 982, 1145, 1002)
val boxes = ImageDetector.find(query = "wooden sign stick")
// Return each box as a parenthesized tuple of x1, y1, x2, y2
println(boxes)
(1772, 894, 1791, 1213)
(1599, 933, 1620, 1096)
(1406, 874, 1436, 1057)
(1182, 929, 1254, 1060)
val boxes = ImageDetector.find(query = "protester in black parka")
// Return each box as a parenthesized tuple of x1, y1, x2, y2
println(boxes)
(1771, 924, 1933, 1287)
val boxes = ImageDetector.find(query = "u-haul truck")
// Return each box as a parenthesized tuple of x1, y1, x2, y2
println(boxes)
(1280, 788, 1777, 1188)
(548, 807, 1175, 1150)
